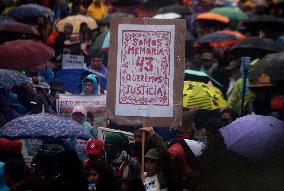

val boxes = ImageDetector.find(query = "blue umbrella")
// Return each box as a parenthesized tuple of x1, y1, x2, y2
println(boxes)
(0, 16, 15, 25)
(0, 69, 31, 88)
(8, 4, 54, 18)
(1, 113, 92, 140)
(220, 115, 284, 162)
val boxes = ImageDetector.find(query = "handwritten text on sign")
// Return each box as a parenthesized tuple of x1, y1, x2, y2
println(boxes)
(115, 24, 175, 117)
(62, 54, 85, 69)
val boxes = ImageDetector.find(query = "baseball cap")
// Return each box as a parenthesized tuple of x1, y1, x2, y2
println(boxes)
(86, 139, 104, 156)
(201, 52, 214, 61)
(145, 148, 160, 160)
(72, 106, 87, 116)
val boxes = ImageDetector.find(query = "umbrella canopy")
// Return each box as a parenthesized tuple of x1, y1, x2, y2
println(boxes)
(220, 115, 284, 162)
(0, 16, 15, 25)
(157, 4, 193, 16)
(0, 40, 54, 71)
(196, 32, 238, 43)
(227, 37, 283, 58)
(56, 15, 98, 34)
(210, 7, 248, 21)
(99, 13, 134, 25)
(111, 0, 141, 6)
(0, 69, 31, 88)
(0, 22, 39, 36)
(183, 81, 228, 110)
(218, 30, 246, 40)
(8, 4, 54, 18)
(88, 31, 109, 60)
(140, 0, 176, 11)
(196, 13, 230, 24)
(153, 12, 182, 19)
(184, 69, 223, 88)
(1, 113, 92, 140)
(249, 52, 284, 82)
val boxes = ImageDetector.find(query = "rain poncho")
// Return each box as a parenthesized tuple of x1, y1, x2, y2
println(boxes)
(82, 74, 99, 96)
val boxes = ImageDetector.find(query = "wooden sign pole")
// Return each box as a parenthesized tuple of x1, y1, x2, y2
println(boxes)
(141, 118, 146, 182)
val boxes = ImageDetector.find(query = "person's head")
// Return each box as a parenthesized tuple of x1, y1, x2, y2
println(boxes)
(93, 0, 101, 6)
(86, 112, 95, 126)
(205, 118, 224, 142)
(220, 108, 239, 125)
(37, 15, 45, 27)
(71, 106, 87, 124)
(104, 133, 129, 162)
(4, 159, 28, 189)
(89, 50, 104, 71)
(225, 60, 240, 80)
(86, 139, 104, 161)
(144, 148, 160, 177)
(82, 74, 99, 95)
(79, 22, 89, 34)
(89, 161, 115, 190)
(63, 23, 73, 37)
(180, 111, 196, 136)
(201, 52, 215, 70)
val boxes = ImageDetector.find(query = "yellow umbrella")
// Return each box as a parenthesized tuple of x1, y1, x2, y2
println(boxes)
(56, 15, 98, 33)
(183, 81, 228, 110)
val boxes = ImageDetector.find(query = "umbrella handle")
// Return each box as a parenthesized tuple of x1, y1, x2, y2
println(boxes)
(42, 104, 45, 113)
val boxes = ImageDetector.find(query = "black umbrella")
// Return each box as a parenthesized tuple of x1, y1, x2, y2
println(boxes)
(140, 0, 176, 11)
(111, 0, 142, 6)
(226, 37, 283, 58)
(196, 32, 238, 44)
(249, 52, 284, 82)
(157, 4, 193, 16)
(0, 16, 15, 25)
(243, 15, 284, 39)
(0, 69, 31, 88)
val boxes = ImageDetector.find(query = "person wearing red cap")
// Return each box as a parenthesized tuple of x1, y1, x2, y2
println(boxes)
(83, 139, 104, 171)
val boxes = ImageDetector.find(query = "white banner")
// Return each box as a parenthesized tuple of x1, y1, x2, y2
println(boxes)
(115, 24, 175, 117)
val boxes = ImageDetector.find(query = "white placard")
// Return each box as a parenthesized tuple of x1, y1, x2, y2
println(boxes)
(97, 127, 134, 143)
(62, 54, 85, 69)
(115, 24, 175, 117)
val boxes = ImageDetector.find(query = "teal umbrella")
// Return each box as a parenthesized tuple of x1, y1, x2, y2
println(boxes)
(184, 69, 223, 88)
(87, 31, 109, 60)
(210, 7, 248, 21)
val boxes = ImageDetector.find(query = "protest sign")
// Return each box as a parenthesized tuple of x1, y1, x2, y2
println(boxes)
(57, 95, 106, 127)
(97, 127, 134, 143)
(106, 17, 185, 127)
(62, 54, 85, 69)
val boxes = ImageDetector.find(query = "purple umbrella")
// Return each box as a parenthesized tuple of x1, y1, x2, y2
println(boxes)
(1, 113, 92, 140)
(220, 115, 284, 162)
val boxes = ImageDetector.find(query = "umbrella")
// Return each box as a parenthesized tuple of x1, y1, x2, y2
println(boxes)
(184, 69, 223, 88)
(0, 16, 15, 25)
(243, 15, 284, 39)
(210, 7, 248, 21)
(140, 0, 176, 11)
(1, 113, 92, 140)
(249, 52, 284, 82)
(227, 37, 283, 58)
(88, 31, 109, 60)
(99, 13, 133, 25)
(8, 4, 54, 18)
(220, 115, 284, 162)
(0, 22, 39, 36)
(0, 40, 54, 71)
(196, 13, 230, 24)
(56, 15, 98, 34)
(153, 13, 182, 19)
(111, 0, 141, 6)
(218, 30, 246, 40)
(183, 81, 228, 110)
(196, 32, 238, 43)
(157, 4, 193, 16)
(0, 69, 31, 88)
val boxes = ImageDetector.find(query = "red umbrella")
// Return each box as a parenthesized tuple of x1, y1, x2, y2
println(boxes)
(0, 40, 54, 71)
(0, 22, 39, 36)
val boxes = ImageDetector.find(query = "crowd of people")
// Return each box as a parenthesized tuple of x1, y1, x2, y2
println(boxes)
(0, 0, 284, 191)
